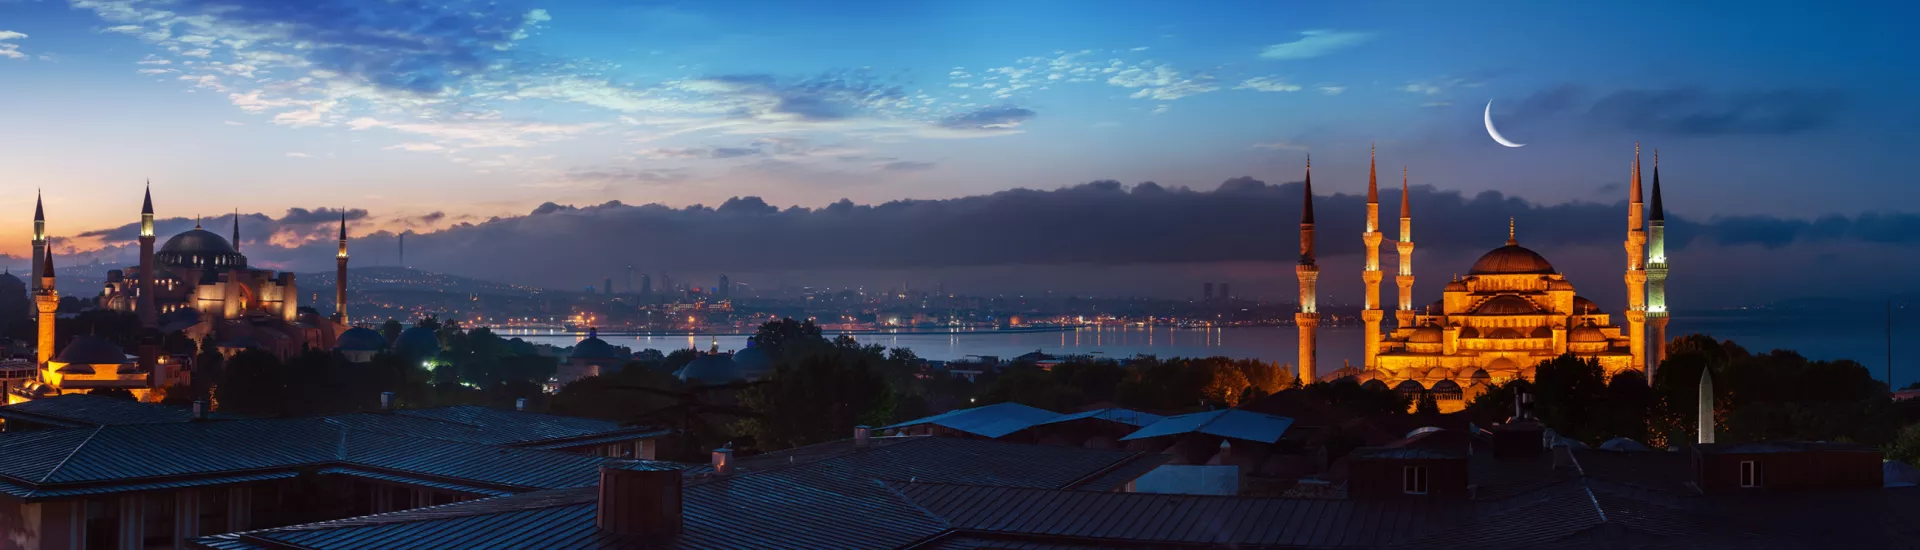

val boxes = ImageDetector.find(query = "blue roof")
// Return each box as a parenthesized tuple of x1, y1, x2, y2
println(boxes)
(880, 402, 1061, 438)
(0, 394, 241, 427)
(1035, 407, 1164, 429)
(1118, 409, 1294, 443)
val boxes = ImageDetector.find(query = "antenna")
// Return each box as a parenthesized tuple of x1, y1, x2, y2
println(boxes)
(1889, 299, 1895, 389)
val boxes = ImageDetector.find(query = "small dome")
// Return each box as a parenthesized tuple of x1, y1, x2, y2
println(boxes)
(1393, 379, 1426, 392)
(1547, 278, 1575, 291)
(1486, 357, 1519, 372)
(1528, 326, 1553, 338)
(569, 336, 622, 360)
(1469, 245, 1555, 275)
(1361, 379, 1390, 391)
(1599, 437, 1649, 452)
(1569, 321, 1609, 342)
(1444, 280, 1467, 292)
(1431, 379, 1462, 392)
(1459, 326, 1480, 338)
(1473, 295, 1541, 315)
(1470, 369, 1492, 381)
(335, 327, 388, 352)
(393, 326, 441, 359)
(676, 353, 743, 384)
(732, 345, 773, 379)
(1573, 296, 1602, 315)
(1424, 367, 1452, 380)
(1409, 325, 1444, 343)
(54, 336, 131, 367)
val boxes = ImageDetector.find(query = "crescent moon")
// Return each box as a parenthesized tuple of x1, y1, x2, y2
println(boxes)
(1484, 100, 1525, 148)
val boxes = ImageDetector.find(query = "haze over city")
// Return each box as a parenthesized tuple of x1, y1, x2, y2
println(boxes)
(2, 0, 1916, 307)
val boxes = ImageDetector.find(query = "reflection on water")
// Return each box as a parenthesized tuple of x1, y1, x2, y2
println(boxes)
(502, 310, 1919, 384)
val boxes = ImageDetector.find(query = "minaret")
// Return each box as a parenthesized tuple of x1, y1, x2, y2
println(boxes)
(35, 249, 57, 368)
(1697, 367, 1715, 444)
(1296, 155, 1320, 383)
(1624, 143, 1649, 375)
(231, 208, 241, 253)
(30, 191, 44, 295)
(1361, 145, 1384, 369)
(138, 182, 157, 328)
(1646, 151, 1670, 375)
(335, 211, 349, 324)
(1395, 166, 1416, 330)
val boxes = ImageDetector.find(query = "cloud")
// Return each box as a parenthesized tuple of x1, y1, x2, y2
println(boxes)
(1399, 77, 1480, 96)
(877, 160, 936, 172)
(559, 167, 691, 188)
(0, 29, 24, 60)
(1259, 30, 1376, 60)
(286, 152, 311, 158)
(1237, 77, 1302, 93)
(384, 142, 446, 153)
(134, 55, 171, 65)
(1317, 86, 1346, 95)
(938, 105, 1035, 131)
(1106, 64, 1219, 100)
(1253, 142, 1310, 151)
(636, 146, 763, 160)
(1585, 88, 1842, 136)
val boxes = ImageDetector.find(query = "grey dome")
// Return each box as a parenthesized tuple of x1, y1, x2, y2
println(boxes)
(676, 353, 742, 384)
(569, 336, 622, 360)
(393, 326, 441, 359)
(0, 270, 23, 288)
(53, 336, 131, 370)
(732, 345, 773, 379)
(335, 327, 389, 352)
(158, 229, 246, 269)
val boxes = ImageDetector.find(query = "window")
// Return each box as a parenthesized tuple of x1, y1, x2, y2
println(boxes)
(1403, 465, 1429, 495)
(1739, 460, 1760, 488)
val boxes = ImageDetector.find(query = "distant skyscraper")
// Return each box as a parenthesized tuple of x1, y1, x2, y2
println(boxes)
(626, 265, 635, 294)
(604, 277, 613, 295)
(398, 232, 405, 268)
(640, 274, 652, 295)
(1219, 283, 1230, 301)
(1203, 282, 1214, 301)
(718, 274, 730, 299)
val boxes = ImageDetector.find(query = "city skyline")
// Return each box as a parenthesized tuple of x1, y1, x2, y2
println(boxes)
(2, 1, 1917, 306)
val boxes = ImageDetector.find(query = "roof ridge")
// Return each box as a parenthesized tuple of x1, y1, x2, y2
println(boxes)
(40, 425, 103, 484)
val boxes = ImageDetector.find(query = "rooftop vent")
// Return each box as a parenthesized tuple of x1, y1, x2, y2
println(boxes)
(596, 462, 684, 536)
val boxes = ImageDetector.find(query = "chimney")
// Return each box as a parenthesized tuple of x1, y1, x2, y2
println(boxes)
(711, 445, 734, 476)
(1551, 442, 1574, 470)
(854, 425, 871, 448)
(191, 400, 208, 420)
(516, 398, 528, 412)
(380, 391, 395, 411)
(596, 462, 684, 536)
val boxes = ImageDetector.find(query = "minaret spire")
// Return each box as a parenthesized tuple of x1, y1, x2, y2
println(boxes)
(1395, 166, 1415, 328)
(137, 182, 158, 328)
(1507, 217, 1517, 246)
(1296, 154, 1320, 383)
(30, 190, 46, 295)
(231, 208, 240, 253)
(1647, 150, 1671, 375)
(335, 209, 350, 324)
(1624, 143, 1650, 377)
(1361, 144, 1384, 369)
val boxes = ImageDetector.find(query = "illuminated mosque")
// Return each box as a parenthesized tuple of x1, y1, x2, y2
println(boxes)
(1303, 145, 1672, 409)
(14, 186, 354, 401)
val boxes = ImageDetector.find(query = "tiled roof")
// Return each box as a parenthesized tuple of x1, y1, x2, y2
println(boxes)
(880, 402, 1062, 438)
(0, 394, 238, 427)
(1119, 409, 1294, 443)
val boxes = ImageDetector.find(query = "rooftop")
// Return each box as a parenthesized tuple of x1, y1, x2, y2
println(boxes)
(1119, 408, 1295, 444)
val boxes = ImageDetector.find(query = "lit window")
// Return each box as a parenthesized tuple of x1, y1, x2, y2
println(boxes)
(1739, 460, 1759, 488)
(1403, 465, 1429, 495)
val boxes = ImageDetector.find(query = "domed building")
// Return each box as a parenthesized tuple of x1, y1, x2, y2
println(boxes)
(37, 335, 145, 397)
(334, 326, 389, 363)
(559, 328, 626, 386)
(392, 326, 442, 361)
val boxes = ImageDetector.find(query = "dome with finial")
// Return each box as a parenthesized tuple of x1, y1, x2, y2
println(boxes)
(676, 352, 743, 384)
(158, 225, 245, 269)
(1468, 220, 1554, 275)
(569, 328, 622, 360)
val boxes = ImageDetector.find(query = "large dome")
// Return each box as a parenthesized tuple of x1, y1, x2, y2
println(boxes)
(158, 229, 246, 269)
(676, 353, 743, 384)
(569, 336, 622, 360)
(335, 327, 389, 352)
(393, 326, 442, 359)
(1468, 244, 1554, 275)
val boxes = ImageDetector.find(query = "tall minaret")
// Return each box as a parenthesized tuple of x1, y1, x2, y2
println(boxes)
(1697, 367, 1714, 444)
(1296, 156, 1320, 383)
(335, 211, 349, 324)
(31, 191, 45, 295)
(231, 208, 241, 253)
(1624, 143, 1649, 375)
(1647, 151, 1670, 375)
(138, 182, 157, 328)
(1361, 145, 1383, 369)
(1395, 166, 1415, 329)
(35, 249, 57, 368)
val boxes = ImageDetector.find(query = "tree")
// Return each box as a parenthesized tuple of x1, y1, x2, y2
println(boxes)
(88, 388, 137, 401)
(1886, 424, 1920, 467)
(736, 344, 896, 450)
(1532, 355, 1609, 444)
(216, 349, 287, 416)
(1414, 393, 1441, 417)
(752, 318, 828, 364)
(379, 319, 404, 343)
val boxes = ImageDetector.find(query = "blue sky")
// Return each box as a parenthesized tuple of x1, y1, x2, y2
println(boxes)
(0, 0, 1917, 303)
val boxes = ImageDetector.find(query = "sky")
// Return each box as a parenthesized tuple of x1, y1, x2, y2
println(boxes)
(0, 0, 1917, 306)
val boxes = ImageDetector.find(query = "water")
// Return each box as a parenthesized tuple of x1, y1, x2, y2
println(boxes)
(498, 309, 1920, 385)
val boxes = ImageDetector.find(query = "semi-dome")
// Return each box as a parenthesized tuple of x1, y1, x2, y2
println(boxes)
(1486, 357, 1519, 372)
(335, 327, 389, 352)
(676, 353, 742, 384)
(157, 228, 246, 269)
(1528, 326, 1553, 338)
(1573, 296, 1602, 315)
(1408, 325, 1444, 343)
(393, 326, 441, 359)
(53, 336, 132, 371)
(1474, 295, 1542, 315)
(1468, 245, 1554, 275)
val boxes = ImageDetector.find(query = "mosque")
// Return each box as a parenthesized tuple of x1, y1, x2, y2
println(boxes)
(1304, 146, 1673, 410)
(11, 187, 355, 402)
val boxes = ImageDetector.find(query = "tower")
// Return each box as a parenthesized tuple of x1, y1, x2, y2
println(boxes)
(1203, 282, 1214, 301)
(1697, 367, 1714, 444)
(1623, 144, 1649, 375)
(1395, 166, 1416, 329)
(1295, 156, 1320, 383)
(138, 183, 157, 328)
(719, 274, 731, 299)
(1646, 151, 1670, 374)
(335, 211, 349, 324)
(30, 191, 44, 296)
(232, 208, 241, 253)
(1361, 145, 1384, 369)
(35, 249, 57, 368)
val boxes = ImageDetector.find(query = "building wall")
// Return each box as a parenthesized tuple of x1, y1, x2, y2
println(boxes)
(1348, 457, 1470, 499)
(1693, 450, 1884, 494)
(0, 498, 81, 550)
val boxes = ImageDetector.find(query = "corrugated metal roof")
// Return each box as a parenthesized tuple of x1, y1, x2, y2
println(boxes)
(12, 471, 298, 499)
(0, 394, 240, 426)
(1118, 409, 1294, 443)
(521, 428, 673, 451)
(316, 468, 515, 497)
(322, 405, 665, 448)
(880, 402, 1062, 438)
(1034, 408, 1164, 429)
